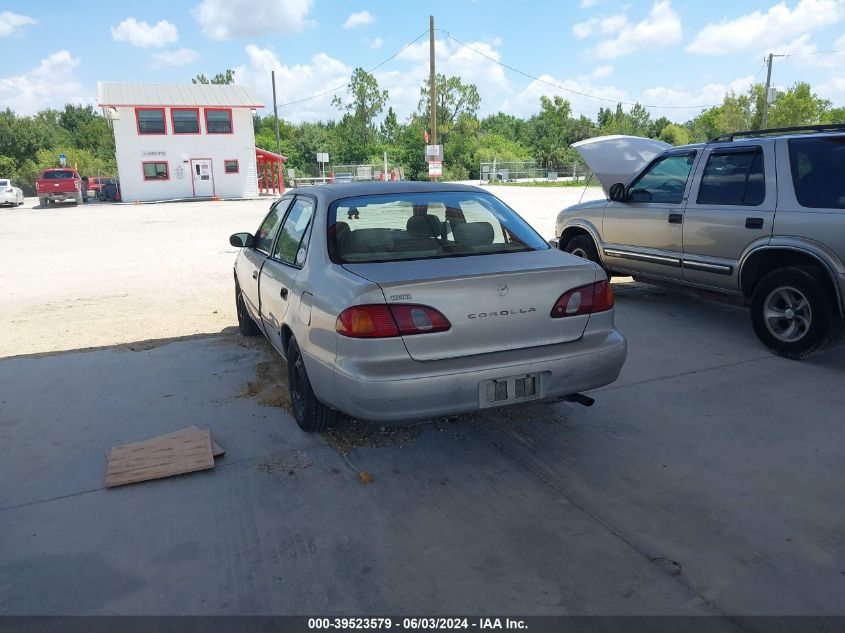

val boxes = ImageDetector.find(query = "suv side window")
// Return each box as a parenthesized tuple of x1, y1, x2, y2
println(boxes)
(789, 137, 845, 209)
(629, 152, 697, 204)
(273, 197, 315, 266)
(697, 147, 765, 206)
(254, 198, 292, 254)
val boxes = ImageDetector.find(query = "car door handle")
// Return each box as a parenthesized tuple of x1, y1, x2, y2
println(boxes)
(252, 270, 258, 279)
(668, 213, 683, 224)
(745, 217, 764, 229)
(280, 288, 288, 300)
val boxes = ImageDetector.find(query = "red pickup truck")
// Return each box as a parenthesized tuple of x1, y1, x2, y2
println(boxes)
(36, 169, 87, 206)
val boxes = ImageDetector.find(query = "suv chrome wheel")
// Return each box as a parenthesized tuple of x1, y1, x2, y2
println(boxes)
(764, 286, 812, 343)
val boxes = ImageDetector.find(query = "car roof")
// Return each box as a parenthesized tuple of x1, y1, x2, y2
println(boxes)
(286, 181, 485, 204)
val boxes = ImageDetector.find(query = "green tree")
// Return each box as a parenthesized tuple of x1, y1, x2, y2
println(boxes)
(767, 82, 830, 127)
(192, 69, 235, 85)
(332, 68, 388, 147)
(417, 74, 480, 140)
(658, 123, 690, 146)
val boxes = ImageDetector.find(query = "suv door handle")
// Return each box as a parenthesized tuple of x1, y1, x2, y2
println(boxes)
(280, 288, 288, 300)
(252, 270, 258, 279)
(745, 217, 764, 229)
(668, 213, 683, 224)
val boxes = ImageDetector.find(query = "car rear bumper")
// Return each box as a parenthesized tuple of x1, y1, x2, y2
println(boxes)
(327, 318, 627, 422)
(0, 193, 18, 204)
(39, 192, 77, 201)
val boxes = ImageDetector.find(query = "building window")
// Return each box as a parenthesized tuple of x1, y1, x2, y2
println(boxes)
(172, 108, 200, 134)
(205, 108, 233, 134)
(136, 108, 166, 134)
(224, 159, 239, 174)
(143, 161, 169, 180)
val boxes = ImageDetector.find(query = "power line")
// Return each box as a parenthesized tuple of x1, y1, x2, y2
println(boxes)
(274, 29, 429, 109)
(439, 29, 726, 110)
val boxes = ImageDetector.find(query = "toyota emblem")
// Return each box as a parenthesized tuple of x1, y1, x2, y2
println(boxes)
(496, 284, 508, 296)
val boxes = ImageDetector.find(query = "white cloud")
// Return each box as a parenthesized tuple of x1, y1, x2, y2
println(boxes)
(686, 0, 844, 55)
(580, 0, 600, 7)
(234, 45, 351, 123)
(343, 11, 374, 29)
(193, 0, 314, 40)
(111, 18, 178, 48)
(0, 51, 92, 115)
(150, 48, 201, 68)
(0, 11, 36, 37)
(572, 18, 598, 39)
(590, 65, 614, 78)
(639, 75, 756, 119)
(594, 1, 682, 59)
(367, 37, 384, 49)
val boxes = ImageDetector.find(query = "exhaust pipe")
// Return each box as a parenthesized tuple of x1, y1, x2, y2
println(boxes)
(558, 393, 595, 407)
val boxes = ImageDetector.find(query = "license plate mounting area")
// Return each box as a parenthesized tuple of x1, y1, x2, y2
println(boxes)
(479, 372, 545, 408)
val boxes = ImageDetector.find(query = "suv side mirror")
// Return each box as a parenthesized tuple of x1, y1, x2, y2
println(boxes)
(229, 232, 254, 248)
(609, 183, 627, 202)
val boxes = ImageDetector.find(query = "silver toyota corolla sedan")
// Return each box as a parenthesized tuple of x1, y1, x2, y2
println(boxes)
(230, 182, 626, 432)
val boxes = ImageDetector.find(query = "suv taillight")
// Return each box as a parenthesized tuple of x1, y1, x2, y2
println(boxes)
(550, 280, 614, 318)
(337, 304, 451, 338)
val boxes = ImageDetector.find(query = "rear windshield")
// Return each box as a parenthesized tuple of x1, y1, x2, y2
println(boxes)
(789, 137, 845, 209)
(0, 180, 9, 187)
(327, 191, 548, 263)
(42, 171, 74, 179)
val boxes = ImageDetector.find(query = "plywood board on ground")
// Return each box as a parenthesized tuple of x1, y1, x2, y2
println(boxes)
(105, 427, 214, 488)
(157, 426, 225, 457)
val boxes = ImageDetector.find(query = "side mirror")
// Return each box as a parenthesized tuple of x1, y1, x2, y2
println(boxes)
(609, 183, 627, 202)
(229, 232, 254, 248)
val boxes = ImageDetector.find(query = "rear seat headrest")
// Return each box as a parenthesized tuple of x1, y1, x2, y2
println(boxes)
(347, 228, 394, 254)
(406, 214, 441, 238)
(453, 221, 495, 246)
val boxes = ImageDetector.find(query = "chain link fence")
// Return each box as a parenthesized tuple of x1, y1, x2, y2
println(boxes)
(479, 160, 591, 184)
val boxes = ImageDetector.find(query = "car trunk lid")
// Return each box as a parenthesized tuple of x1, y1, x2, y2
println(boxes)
(573, 135, 672, 197)
(344, 249, 599, 361)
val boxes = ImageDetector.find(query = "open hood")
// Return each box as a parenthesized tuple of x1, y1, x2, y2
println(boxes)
(573, 135, 672, 197)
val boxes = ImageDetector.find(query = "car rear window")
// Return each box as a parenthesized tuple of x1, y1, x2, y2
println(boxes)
(0, 180, 9, 187)
(327, 191, 548, 263)
(42, 171, 74, 179)
(789, 136, 845, 209)
(697, 147, 765, 206)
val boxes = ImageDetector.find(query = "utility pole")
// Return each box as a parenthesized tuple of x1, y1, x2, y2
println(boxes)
(429, 15, 436, 146)
(271, 70, 281, 156)
(761, 53, 784, 129)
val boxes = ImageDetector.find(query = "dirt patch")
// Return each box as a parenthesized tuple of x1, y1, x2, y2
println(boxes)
(239, 359, 292, 413)
(322, 418, 422, 456)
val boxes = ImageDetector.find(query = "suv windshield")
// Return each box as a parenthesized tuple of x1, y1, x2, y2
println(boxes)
(789, 136, 845, 209)
(42, 171, 74, 179)
(328, 192, 548, 263)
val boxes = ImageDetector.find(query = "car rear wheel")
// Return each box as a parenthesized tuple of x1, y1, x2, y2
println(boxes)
(235, 284, 261, 336)
(751, 265, 845, 359)
(287, 339, 338, 432)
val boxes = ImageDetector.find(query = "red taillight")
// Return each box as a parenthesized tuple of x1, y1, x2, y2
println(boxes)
(336, 304, 451, 338)
(550, 280, 614, 318)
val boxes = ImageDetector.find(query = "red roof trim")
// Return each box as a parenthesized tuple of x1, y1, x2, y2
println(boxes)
(100, 103, 263, 108)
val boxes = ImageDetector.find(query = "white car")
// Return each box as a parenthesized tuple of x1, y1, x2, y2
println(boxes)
(0, 179, 24, 207)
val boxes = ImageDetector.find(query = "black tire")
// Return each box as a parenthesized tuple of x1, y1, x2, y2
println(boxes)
(750, 265, 845, 359)
(564, 234, 608, 272)
(287, 339, 337, 432)
(235, 284, 261, 336)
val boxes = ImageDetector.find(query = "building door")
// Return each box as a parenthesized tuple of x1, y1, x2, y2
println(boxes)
(191, 158, 215, 197)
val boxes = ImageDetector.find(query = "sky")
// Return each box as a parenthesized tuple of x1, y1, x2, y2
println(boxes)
(1, 0, 845, 124)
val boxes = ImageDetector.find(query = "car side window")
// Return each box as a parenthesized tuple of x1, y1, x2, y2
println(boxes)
(697, 148, 765, 206)
(273, 197, 315, 266)
(789, 137, 845, 209)
(254, 198, 292, 254)
(628, 153, 697, 204)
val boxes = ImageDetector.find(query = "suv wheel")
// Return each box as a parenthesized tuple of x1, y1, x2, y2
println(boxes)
(235, 283, 261, 336)
(751, 266, 845, 359)
(564, 234, 607, 273)
(287, 339, 338, 432)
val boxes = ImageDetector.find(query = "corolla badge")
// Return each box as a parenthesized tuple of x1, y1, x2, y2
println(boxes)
(496, 284, 508, 296)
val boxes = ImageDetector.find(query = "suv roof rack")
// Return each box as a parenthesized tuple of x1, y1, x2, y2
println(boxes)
(708, 123, 845, 143)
